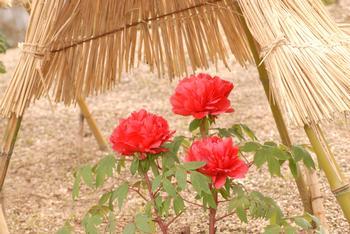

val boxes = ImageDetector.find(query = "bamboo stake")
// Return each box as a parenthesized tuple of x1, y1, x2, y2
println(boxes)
(0, 204, 9, 234)
(0, 115, 22, 190)
(0, 114, 23, 234)
(76, 96, 108, 151)
(236, 3, 328, 223)
(305, 125, 350, 222)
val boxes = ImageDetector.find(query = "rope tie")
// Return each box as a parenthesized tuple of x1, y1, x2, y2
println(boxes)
(332, 183, 350, 197)
(18, 42, 50, 59)
(259, 35, 287, 66)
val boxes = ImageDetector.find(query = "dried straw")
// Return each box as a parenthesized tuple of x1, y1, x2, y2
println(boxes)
(238, 0, 350, 126)
(0, 0, 252, 118)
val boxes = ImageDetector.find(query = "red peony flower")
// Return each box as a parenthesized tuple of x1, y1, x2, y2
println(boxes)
(110, 109, 174, 159)
(186, 137, 248, 188)
(170, 73, 234, 119)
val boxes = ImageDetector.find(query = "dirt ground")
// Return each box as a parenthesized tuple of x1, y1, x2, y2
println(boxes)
(1, 2, 350, 234)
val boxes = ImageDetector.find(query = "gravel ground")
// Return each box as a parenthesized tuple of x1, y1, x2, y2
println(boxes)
(0, 3, 350, 234)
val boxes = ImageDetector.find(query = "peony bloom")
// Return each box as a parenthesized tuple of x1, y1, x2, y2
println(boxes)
(110, 109, 174, 159)
(186, 137, 248, 188)
(170, 73, 234, 119)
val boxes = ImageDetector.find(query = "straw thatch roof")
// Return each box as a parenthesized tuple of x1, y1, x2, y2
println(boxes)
(1, 0, 350, 127)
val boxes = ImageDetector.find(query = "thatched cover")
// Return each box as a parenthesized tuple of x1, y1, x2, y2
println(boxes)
(1, 0, 350, 127)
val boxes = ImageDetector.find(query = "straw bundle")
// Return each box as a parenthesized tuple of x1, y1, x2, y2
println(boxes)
(0, 0, 253, 117)
(238, 0, 350, 126)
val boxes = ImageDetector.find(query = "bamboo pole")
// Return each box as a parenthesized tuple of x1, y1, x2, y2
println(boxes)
(305, 125, 350, 222)
(0, 114, 23, 234)
(76, 96, 108, 151)
(236, 3, 327, 222)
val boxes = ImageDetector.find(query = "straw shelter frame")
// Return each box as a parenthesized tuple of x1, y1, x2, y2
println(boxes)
(1, 0, 350, 232)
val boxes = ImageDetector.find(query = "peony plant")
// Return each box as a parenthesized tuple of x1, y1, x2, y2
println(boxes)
(59, 73, 324, 234)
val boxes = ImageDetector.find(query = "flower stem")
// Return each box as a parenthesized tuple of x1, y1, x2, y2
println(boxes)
(199, 118, 208, 138)
(143, 172, 168, 234)
(209, 190, 218, 234)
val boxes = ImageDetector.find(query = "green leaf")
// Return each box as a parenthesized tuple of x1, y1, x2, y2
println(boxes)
(189, 119, 202, 132)
(240, 142, 261, 152)
(264, 224, 281, 234)
(72, 173, 81, 200)
(292, 146, 315, 169)
(135, 214, 155, 233)
(117, 182, 129, 209)
(203, 193, 217, 209)
(80, 165, 94, 187)
(152, 175, 162, 192)
(96, 155, 117, 187)
(99, 192, 112, 205)
(163, 178, 177, 197)
(0, 62, 5, 74)
(284, 225, 298, 234)
(183, 161, 206, 170)
(236, 207, 248, 223)
(229, 125, 245, 140)
(254, 149, 268, 167)
(123, 223, 136, 234)
(83, 214, 103, 234)
(294, 217, 312, 229)
(241, 124, 258, 140)
(161, 197, 172, 216)
(57, 223, 73, 234)
(288, 159, 298, 178)
(267, 158, 281, 176)
(190, 171, 211, 194)
(175, 168, 187, 190)
(107, 212, 116, 233)
(130, 158, 139, 175)
(173, 196, 185, 215)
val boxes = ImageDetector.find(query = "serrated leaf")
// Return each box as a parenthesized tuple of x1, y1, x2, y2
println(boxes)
(175, 168, 187, 190)
(190, 171, 211, 194)
(183, 161, 206, 170)
(189, 119, 201, 132)
(163, 178, 177, 197)
(123, 223, 136, 234)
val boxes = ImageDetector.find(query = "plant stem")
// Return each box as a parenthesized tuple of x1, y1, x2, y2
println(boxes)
(209, 191, 218, 234)
(143, 172, 168, 234)
(200, 118, 208, 138)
